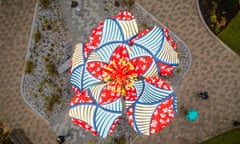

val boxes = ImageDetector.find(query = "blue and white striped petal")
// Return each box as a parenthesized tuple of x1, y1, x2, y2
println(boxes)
(133, 26, 179, 66)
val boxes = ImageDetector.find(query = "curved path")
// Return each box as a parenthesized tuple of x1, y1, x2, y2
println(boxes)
(0, 1, 56, 144)
(135, 0, 240, 144)
(0, 0, 239, 144)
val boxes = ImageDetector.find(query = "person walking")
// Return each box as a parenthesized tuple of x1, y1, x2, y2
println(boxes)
(199, 91, 209, 99)
(56, 136, 65, 144)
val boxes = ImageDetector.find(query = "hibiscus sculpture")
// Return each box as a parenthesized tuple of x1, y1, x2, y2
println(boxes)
(69, 11, 179, 138)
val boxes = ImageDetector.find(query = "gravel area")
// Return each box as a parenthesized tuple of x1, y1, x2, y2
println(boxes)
(21, 1, 191, 143)
(22, 1, 73, 121)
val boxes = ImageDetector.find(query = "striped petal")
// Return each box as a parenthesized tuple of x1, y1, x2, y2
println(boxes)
(99, 13, 138, 46)
(69, 88, 122, 138)
(133, 26, 179, 66)
(71, 43, 85, 72)
(125, 77, 177, 135)
(71, 65, 102, 91)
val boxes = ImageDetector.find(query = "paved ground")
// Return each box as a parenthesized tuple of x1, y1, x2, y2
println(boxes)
(135, 0, 240, 144)
(0, 1, 56, 144)
(0, 0, 240, 144)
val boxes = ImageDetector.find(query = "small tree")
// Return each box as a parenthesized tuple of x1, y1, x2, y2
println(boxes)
(0, 121, 14, 144)
(119, 0, 135, 8)
(45, 63, 57, 75)
(24, 59, 34, 73)
(40, 0, 50, 8)
(34, 28, 41, 43)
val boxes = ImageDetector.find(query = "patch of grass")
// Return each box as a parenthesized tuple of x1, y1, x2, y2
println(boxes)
(200, 128, 240, 144)
(0, 121, 14, 144)
(38, 80, 45, 92)
(33, 94, 38, 98)
(119, 0, 135, 9)
(45, 63, 57, 75)
(176, 67, 181, 73)
(34, 29, 41, 43)
(87, 139, 98, 144)
(45, 93, 61, 112)
(24, 59, 34, 73)
(40, 0, 51, 8)
(218, 11, 240, 55)
(113, 136, 126, 144)
(140, 22, 150, 29)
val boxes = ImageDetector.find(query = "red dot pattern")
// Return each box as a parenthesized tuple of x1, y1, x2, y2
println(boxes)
(70, 90, 93, 106)
(164, 28, 177, 51)
(125, 86, 137, 101)
(131, 56, 153, 75)
(112, 11, 134, 20)
(110, 45, 129, 62)
(72, 85, 80, 94)
(107, 116, 121, 136)
(127, 107, 135, 128)
(84, 21, 104, 58)
(144, 77, 172, 90)
(150, 96, 174, 134)
(71, 118, 98, 136)
(158, 62, 174, 76)
(86, 61, 107, 80)
(99, 82, 121, 105)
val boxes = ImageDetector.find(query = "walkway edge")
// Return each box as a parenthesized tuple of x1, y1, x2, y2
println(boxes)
(195, 0, 238, 56)
(20, 0, 49, 124)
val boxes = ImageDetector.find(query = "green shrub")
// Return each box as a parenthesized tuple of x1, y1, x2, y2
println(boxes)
(119, 0, 135, 8)
(40, 0, 50, 8)
(128, 0, 135, 7)
(34, 29, 41, 43)
(141, 22, 150, 29)
(44, 18, 48, 24)
(215, 23, 221, 34)
(210, 15, 217, 23)
(212, 1, 217, 9)
(176, 68, 181, 73)
(51, 93, 61, 104)
(38, 80, 45, 92)
(45, 93, 61, 112)
(45, 63, 57, 75)
(24, 60, 34, 73)
(220, 16, 226, 27)
(0, 121, 14, 144)
(42, 55, 49, 62)
(210, 9, 216, 16)
(33, 94, 38, 98)
(112, 136, 126, 144)
(45, 99, 54, 112)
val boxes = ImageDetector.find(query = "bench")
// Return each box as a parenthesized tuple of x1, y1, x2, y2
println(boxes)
(9, 129, 32, 144)
(57, 58, 71, 74)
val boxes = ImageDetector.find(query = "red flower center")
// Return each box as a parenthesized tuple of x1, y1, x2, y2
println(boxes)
(103, 58, 137, 95)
